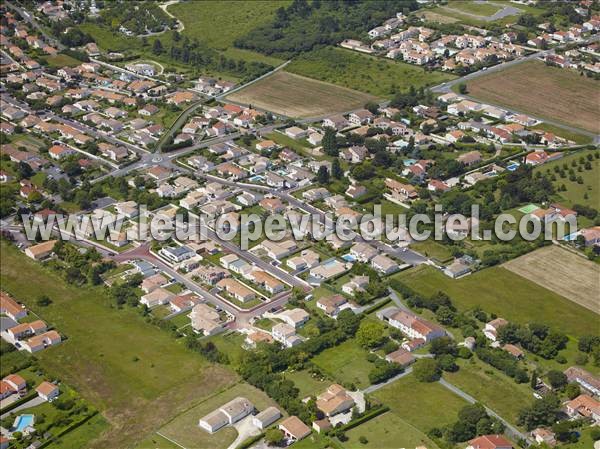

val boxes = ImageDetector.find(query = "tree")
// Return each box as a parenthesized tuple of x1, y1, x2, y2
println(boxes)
(152, 38, 163, 55)
(356, 321, 386, 349)
(332, 158, 343, 179)
(322, 127, 338, 156)
(317, 165, 329, 184)
(517, 393, 561, 430)
(36, 295, 52, 307)
(265, 428, 284, 445)
(547, 370, 567, 389)
(458, 83, 468, 94)
(365, 101, 379, 115)
(413, 358, 441, 382)
(565, 382, 580, 400)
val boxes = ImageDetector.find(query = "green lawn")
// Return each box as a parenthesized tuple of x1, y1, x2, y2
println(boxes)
(45, 53, 82, 67)
(343, 411, 439, 449)
(286, 46, 455, 97)
(534, 149, 599, 209)
(0, 241, 237, 448)
(207, 332, 247, 368)
(396, 265, 598, 338)
(46, 414, 109, 449)
(312, 338, 373, 389)
(156, 382, 283, 449)
(531, 123, 593, 145)
(409, 240, 454, 263)
(283, 369, 330, 399)
(168, 0, 289, 50)
(443, 358, 533, 426)
(372, 375, 468, 433)
(447, 0, 502, 16)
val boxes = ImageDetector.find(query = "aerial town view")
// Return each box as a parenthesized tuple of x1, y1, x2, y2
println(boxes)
(0, 1, 599, 449)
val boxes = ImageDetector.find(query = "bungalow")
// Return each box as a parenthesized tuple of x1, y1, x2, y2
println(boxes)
(25, 240, 57, 260)
(566, 394, 600, 423)
(217, 278, 255, 303)
(159, 246, 195, 264)
(345, 185, 367, 199)
(140, 288, 174, 308)
(0, 291, 27, 321)
(139, 104, 159, 116)
(386, 348, 416, 367)
(350, 242, 378, 262)
(316, 384, 355, 417)
(564, 367, 600, 396)
(245, 330, 274, 348)
(340, 145, 368, 164)
(467, 435, 513, 449)
(484, 318, 508, 342)
(303, 187, 331, 202)
(371, 254, 399, 275)
(278, 416, 311, 442)
(285, 126, 307, 139)
(458, 151, 482, 166)
(36, 381, 59, 401)
(524, 150, 562, 166)
(189, 303, 223, 336)
(342, 275, 369, 297)
(249, 270, 285, 295)
(428, 179, 450, 193)
(580, 226, 600, 247)
(255, 140, 278, 152)
(317, 294, 348, 318)
(259, 197, 286, 214)
(48, 144, 75, 160)
(385, 178, 418, 202)
(286, 250, 320, 271)
(192, 265, 228, 286)
(531, 428, 556, 447)
(276, 308, 309, 328)
(199, 397, 254, 433)
(6, 320, 47, 341)
(21, 330, 61, 353)
(141, 273, 168, 294)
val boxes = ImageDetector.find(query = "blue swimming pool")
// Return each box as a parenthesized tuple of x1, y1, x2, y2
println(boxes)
(506, 162, 520, 172)
(14, 414, 34, 432)
(248, 175, 264, 182)
(341, 254, 357, 262)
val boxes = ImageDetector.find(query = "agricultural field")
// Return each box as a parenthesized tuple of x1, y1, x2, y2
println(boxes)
(343, 411, 439, 449)
(286, 47, 455, 97)
(156, 382, 283, 449)
(0, 241, 237, 449)
(372, 375, 468, 434)
(420, 1, 542, 26)
(44, 53, 82, 67)
(466, 60, 600, 134)
(534, 149, 599, 209)
(503, 245, 600, 313)
(225, 70, 376, 118)
(396, 264, 598, 338)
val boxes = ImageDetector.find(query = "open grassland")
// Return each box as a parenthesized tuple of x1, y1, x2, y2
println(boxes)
(396, 264, 598, 338)
(44, 53, 82, 67)
(157, 382, 283, 449)
(534, 149, 599, 209)
(409, 240, 454, 263)
(226, 70, 376, 118)
(531, 123, 593, 145)
(283, 369, 329, 398)
(372, 375, 467, 433)
(0, 241, 237, 449)
(286, 47, 455, 97)
(343, 411, 439, 449)
(467, 60, 600, 134)
(422, 1, 541, 26)
(503, 245, 600, 313)
(168, 0, 288, 50)
(312, 338, 373, 389)
(444, 358, 533, 426)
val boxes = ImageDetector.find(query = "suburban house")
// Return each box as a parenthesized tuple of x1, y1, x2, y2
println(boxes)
(272, 323, 302, 348)
(385, 178, 418, 202)
(316, 384, 355, 417)
(565, 394, 600, 423)
(484, 318, 509, 342)
(322, 115, 348, 130)
(141, 273, 168, 294)
(159, 245, 195, 264)
(278, 416, 312, 442)
(36, 381, 59, 401)
(217, 278, 255, 303)
(467, 435, 513, 449)
(25, 240, 57, 260)
(348, 109, 374, 125)
(342, 275, 369, 297)
(6, 320, 47, 341)
(378, 307, 445, 342)
(371, 254, 400, 275)
(317, 294, 349, 318)
(385, 348, 416, 367)
(531, 428, 556, 447)
(199, 397, 255, 433)
(0, 374, 26, 400)
(286, 250, 320, 271)
(276, 308, 309, 328)
(140, 288, 174, 308)
(245, 330, 274, 348)
(248, 270, 285, 295)
(21, 330, 61, 353)
(189, 303, 223, 336)
(458, 151, 482, 166)
(0, 291, 27, 321)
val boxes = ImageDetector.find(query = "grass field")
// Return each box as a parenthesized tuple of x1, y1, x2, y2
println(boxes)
(45, 53, 82, 67)
(46, 414, 109, 449)
(312, 338, 373, 389)
(444, 358, 533, 426)
(396, 264, 598, 338)
(286, 47, 455, 97)
(168, 0, 288, 50)
(372, 375, 467, 433)
(283, 369, 329, 399)
(503, 246, 599, 313)
(343, 411, 439, 449)
(467, 60, 600, 134)
(0, 241, 237, 448)
(423, 1, 541, 26)
(226, 70, 376, 118)
(409, 240, 454, 263)
(531, 122, 593, 145)
(534, 149, 599, 209)
(157, 382, 283, 449)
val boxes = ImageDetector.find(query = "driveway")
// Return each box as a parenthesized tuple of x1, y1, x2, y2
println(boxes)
(0, 396, 45, 420)
(228, 415, 261, 449)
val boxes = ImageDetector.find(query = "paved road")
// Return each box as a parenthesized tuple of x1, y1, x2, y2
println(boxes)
(438, 378, 532, 444)
(0, 396, 46, 419)
(363, 367, 413, 394)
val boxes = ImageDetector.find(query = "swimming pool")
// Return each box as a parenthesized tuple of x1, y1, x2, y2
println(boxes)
(248, 175, 264, 182)
(506, 162, 520, 172)
(14, 414, 34, 432)
(341, 254, 357, 262)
